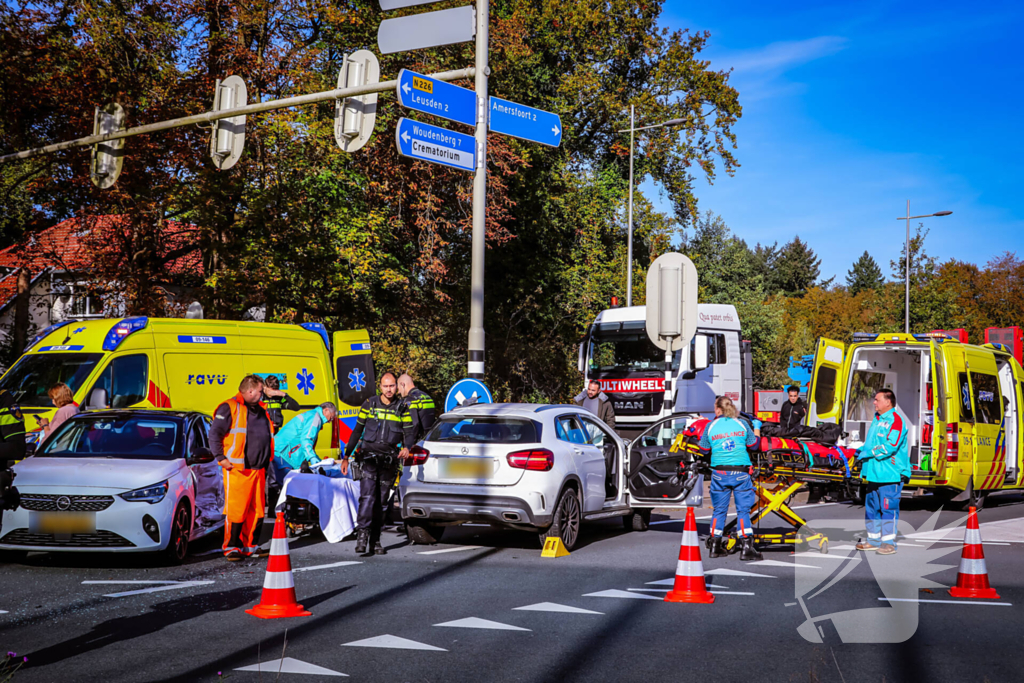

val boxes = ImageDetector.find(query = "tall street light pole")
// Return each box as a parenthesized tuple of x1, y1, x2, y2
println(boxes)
(897, 202, 952, 334)
(619, 113, 684, 307)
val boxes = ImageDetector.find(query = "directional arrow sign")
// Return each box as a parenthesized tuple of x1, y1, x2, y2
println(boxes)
(397, 70, 476, 127)
(395, 118, 475, 172)
(488, 96, 562, 147)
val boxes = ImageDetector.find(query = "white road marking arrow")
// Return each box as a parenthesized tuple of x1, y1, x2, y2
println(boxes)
(341, 634, 446, 651)
(235, 657, 347, 676)
(434, 617, 530, 631)
(401, 131, 411, 144)
(583, 589, 661, 600)
(513, 602, 603, 614)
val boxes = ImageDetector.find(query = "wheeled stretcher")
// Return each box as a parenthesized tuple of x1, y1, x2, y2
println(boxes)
(669, 429, 861, 555)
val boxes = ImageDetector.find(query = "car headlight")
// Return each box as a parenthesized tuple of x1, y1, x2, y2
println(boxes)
(120, 480, 169, 504)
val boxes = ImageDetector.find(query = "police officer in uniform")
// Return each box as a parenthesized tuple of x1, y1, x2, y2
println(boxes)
(397, 374, 437, 445)
(262, 375, 300, 432)
(344, 372, 413, 556)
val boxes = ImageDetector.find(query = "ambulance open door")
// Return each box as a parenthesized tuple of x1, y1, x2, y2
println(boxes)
(806, 337, 845, 427)
(332, 330, 377, 452)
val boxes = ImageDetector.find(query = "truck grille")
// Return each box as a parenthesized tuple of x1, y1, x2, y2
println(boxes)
(0, 529, 136, 548)
(19, 494, 115, 512)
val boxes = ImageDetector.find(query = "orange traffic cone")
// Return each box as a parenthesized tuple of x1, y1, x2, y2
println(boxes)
(948, 506, 1000, 599)
(246, 512, 312, 619)
(664, 506, 715, 604)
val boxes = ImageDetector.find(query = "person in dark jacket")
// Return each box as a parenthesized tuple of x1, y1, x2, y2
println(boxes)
(779, 385, 807, 434)
(397, 374, 436, 446)
(344, 372, 413, 556)
(574, 380, 616, 428)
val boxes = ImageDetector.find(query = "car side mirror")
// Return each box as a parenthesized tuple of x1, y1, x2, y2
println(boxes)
(187, 447, 215, 465)
(693, 334, 710, 372)
(85, 387, 108, 411)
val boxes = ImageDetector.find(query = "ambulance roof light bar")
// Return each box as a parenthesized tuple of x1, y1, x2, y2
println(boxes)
(103, 317, 149, 351)
(24, 319, 77, 352)
(299, 322, 330, 351)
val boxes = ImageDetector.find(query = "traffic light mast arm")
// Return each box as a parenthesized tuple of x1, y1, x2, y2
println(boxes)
(0, 66, 476, 164)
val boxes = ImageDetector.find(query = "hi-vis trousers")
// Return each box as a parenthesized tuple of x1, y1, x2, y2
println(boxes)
(864, 482, 902, 548)
(222, 467, 266, 555)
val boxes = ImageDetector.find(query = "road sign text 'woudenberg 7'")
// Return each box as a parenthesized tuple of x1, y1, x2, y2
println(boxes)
(395, 118, 475, 172)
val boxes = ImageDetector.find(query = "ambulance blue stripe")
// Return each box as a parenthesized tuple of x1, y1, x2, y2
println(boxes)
(37, 345, 84, 352)
(177, 336, 228, 344)
(349, 343, 371, 351)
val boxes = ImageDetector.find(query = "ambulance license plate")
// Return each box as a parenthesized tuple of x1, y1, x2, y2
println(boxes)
(440, 458, 493, 479)
(30, 512, 97, 534)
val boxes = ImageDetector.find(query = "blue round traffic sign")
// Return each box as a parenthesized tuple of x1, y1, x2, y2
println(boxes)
(445, 378, 493, 413)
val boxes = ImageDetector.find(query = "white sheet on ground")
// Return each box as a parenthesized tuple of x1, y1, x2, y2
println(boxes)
(276, 471, 360, 543)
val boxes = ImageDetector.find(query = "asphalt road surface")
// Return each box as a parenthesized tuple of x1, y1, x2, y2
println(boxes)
(3, 491, 1024, 682)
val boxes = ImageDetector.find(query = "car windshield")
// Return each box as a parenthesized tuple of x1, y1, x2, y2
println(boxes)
(0, 353, 103, 407)
(588, 333, 680, 374)
(428, 417, 540, 444)
(37, 415, 183, 460)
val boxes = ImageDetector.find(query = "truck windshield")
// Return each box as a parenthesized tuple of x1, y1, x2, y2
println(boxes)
(588, 333, 680, 374)
(0, 353, 103, 407)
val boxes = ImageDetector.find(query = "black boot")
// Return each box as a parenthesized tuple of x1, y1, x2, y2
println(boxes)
(740, 535, 763, 562)
(709, 536, 728, 558)
(354, 529, 369, 554)
(374, 540, 386, 556)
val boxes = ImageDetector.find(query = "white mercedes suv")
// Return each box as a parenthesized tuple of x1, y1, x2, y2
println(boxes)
(399, 403, 704, 550)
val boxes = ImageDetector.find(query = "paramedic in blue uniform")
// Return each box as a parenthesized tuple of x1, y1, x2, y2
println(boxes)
(855, 389, 910, 555)
(700, 396, 763, 561)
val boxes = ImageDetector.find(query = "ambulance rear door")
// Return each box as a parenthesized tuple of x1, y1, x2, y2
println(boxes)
(332, 330, 376, 452)
(923, 341, 950, 482)
(806, 337, 846, 426)
(964, 348, 1003, 491)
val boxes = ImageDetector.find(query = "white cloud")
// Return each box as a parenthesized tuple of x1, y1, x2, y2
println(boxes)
(718, 36, 848, 75)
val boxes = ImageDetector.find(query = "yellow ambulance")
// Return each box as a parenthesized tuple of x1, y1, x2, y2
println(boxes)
(0, 317, 377, 457)
(806, 332, 1024, 504)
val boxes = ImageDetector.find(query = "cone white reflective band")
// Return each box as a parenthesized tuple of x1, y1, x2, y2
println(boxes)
(676, 560, 704, 577)
(263, 570, 295, 590)
(957, 557, 988, 575)
(681, 529, 699, 547)
(964, 528, 983, 545)
(270, 538, 289, 556)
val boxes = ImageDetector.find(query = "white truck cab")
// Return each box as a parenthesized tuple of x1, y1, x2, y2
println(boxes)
(579, 304, 752, 438)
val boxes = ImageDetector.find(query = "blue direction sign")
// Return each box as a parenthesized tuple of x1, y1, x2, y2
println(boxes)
(397, 70, 476, 127)
(445, 378, 493, 413)
(395, 118, 476, 172)
(488, 96, 562, 147)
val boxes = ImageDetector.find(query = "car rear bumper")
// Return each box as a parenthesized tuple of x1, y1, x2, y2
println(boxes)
(402, 491, 551, 528)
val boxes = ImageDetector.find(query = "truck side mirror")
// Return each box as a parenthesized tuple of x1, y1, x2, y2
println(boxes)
(693, 334, 710, 372)
(85, 387, 108, 411)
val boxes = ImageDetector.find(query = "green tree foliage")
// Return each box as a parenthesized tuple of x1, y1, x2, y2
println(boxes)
(846, 251, 884, 294)
(768, 236, 822, 296)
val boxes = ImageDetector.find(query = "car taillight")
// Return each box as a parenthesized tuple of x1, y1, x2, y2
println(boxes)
(331, 416, 340, 449)
(946, 423, 958, 462)
(507, 448, 554, 471)
(407, 445, 430, 466)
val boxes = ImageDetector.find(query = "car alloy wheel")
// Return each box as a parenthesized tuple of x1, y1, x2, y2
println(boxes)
(164, 503, 191, 564)
(556, 489, 581, 549)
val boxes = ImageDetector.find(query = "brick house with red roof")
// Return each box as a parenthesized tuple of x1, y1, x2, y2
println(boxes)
(0, 216, 202, 364)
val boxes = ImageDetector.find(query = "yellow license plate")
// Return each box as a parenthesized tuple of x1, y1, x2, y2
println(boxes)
(441, 458, 493, 479)
(30, 512, 97, 534)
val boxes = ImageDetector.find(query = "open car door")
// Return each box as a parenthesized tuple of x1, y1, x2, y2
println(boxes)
(332, 330, 376, 452)
(806, 337, 845, 426)
(625, 415, 704, 508)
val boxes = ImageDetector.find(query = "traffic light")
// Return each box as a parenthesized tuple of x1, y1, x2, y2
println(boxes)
(90, 103, 126, 189)
(208, 75, 247, 170)
(334, 50, 380, 153)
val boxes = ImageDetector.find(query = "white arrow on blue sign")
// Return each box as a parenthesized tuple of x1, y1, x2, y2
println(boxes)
(445, 378, 493, 413)
(488, 96, 562, 147)
(397, 70, 476, 127)
(395, 118, 476, 172)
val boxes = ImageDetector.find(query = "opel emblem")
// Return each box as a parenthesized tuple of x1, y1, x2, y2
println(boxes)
(461, 447, 469, 455)
(56, 496, 72, 511)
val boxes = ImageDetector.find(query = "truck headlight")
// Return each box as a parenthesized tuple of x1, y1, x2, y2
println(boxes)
(120, 481, 169, 504)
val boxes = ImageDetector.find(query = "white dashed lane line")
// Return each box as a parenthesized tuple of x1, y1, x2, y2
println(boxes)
(417, 545, 484, 555)
(293, 561, 362, 573)
(880, 597, 1012, 607)
(82, 580, 215, 597)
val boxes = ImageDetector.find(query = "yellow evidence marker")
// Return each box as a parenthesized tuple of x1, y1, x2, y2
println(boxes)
(541, 537, 570, 558)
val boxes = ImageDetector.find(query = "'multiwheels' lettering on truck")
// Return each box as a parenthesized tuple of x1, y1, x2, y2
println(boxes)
(579, 304, 753, 439)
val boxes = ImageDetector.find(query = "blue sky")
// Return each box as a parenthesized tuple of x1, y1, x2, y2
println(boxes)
(643, 0, 1024, 282)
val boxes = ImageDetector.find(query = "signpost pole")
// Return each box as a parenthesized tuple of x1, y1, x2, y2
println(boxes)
(468, 0, 488, 380)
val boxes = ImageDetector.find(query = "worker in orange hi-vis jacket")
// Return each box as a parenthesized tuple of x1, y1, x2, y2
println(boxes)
(211, 374, 275, 561)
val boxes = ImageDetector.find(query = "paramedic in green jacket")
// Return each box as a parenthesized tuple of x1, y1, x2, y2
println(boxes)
(855, 389, 910, 555)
